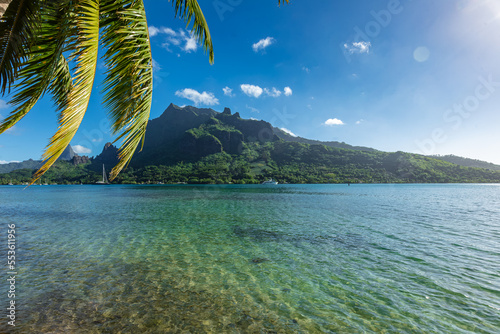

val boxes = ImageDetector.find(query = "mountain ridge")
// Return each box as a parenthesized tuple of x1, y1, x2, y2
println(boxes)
(82, 104, 500, 184)
(0, 145, 80, 174)
(2, 104, 500, 184)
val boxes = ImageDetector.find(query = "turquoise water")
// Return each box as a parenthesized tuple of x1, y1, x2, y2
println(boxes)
(1, 184, 499, 333)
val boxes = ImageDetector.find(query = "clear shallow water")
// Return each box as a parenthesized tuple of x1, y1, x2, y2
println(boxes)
(1, 184, 499, 333)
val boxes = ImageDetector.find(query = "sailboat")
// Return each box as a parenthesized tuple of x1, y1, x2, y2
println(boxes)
(95, 164, 109, 185)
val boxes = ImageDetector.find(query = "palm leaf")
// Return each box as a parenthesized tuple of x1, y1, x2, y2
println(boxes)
(172, 0, 214, 64)
(0, 0, 40, 94)
(100, 0, 153, 180)
(32, 0, 100, 184)
(0, 1, 73, 135)
(47, 52, 73, 112)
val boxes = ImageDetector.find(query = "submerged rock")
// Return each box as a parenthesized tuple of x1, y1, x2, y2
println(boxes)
(251, 258, 270, 264)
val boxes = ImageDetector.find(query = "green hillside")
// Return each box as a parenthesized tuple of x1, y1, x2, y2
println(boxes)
(2, 105, 500, 185)
(430, 155, 500, 171)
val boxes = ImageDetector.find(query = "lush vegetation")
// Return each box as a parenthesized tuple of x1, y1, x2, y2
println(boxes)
(0, 159, 42, 174)
(0, 161, 96, 185)
(430, 155, 500, 171)
(2, 105, 499, 185)
(3, 140, 500, 185)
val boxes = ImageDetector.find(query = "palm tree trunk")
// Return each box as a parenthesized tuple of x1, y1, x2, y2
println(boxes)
(0, 0, 12, 17)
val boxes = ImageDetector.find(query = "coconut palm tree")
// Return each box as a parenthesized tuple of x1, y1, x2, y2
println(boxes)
(0, 0, 289, 183)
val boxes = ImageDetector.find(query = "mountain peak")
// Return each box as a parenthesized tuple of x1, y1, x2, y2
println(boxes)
(159, 104, 219, 119)
(58, 144, 76, 161)
(166, 103, 181, 111)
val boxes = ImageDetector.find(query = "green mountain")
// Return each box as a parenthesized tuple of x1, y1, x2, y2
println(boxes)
(272, 127, 376, 152)
(89, 104, 500, 184)
(0, 159, 42, 174)
(0, 145, 77, 173)
(127, 103, 277, 166)
(430, 155, 500, 171)
(2, 104, 500, 184)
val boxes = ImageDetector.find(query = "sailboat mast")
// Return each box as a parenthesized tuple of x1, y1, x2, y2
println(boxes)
(103, 164, 109, 184)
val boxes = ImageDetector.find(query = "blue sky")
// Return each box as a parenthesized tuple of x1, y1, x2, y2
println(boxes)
(2, 0, 500, 164)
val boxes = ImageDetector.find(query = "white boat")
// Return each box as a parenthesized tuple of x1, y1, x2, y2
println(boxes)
(95, 164, 109, 184)
(262, 179, 278, 185)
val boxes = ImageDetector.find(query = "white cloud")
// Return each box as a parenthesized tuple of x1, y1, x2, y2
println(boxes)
(280, 128, 297, 137)
(152, 27, 198, 55)
(166, 36, 181, 46)
(161, 27, 176, 36)
(356, 119, 364, 125)
(175, 88, 219, 106)
(148, 26, 160, 37)
(252, 37, 275, 52)
(183, 35, 198, 53)
(240, 85, 291, 98)
(324, 118, 345, 126)
(149, 26, 176, 37)
(264, 87, 282, 97)
(0, 160, 20, 164)
(246, 105, 260, 113)
(250, 117, 259, 121)
(241, 84, 263, 98)
(302, 66, 310, 73)
(73, 145, 92, 154)
(223, 86, 234, 97)
(344, 41, 371, 54)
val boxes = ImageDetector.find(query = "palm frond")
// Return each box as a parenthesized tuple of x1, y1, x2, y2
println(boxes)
(0, 1, 73, 135)
(278, 0, 290, 5)
(0, 0, 40, 94)
(32, 0, 100, 184)
(172, 0, 213, 64)
(47, 52, 73, 112)
(100, 0, 152, 180)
